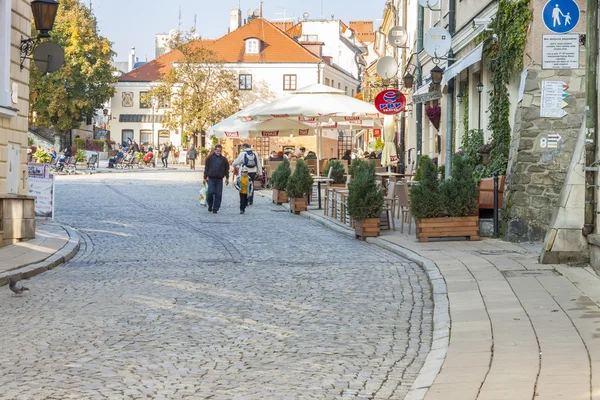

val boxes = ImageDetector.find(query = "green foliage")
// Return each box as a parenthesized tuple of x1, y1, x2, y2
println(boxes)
(136, 152, 145, 161)
(74, 138, 86, 151)
(485, 0, 532, 176)
(211, 136, 219, 145)
(460, 129, 484, 168)
(348, 159, 375, 178)
(200, 147, 209, 157)
(326, 160, 346, 184)
(410, 157, 443, 219)
(438, 164, 445, 180)
(347, 162, 384, 220)
(29, 0, 116, 135)
(74, 149, 86, 162)
(286, 160, 314, 198)
(271, 158, 291, 191)
(374, 137, 384, 151)
(28, 137, 34, 146)
(32, 147, 52, 163)
(413, 155, 431, 181)
(440, 155, 479, 217)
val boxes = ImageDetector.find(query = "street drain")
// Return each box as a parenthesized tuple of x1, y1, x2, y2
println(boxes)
(476, 250, 519, 255)
(270, 209, 288, 212)
(502, 269, 559, 278)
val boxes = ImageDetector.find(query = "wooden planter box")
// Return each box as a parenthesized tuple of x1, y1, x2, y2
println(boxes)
(478, 175, 505, 210)
(290, 197, 307, 214)
(416, 216, 479, 242)
(354, 218, 380, 241)
(272, 189, 288, 205)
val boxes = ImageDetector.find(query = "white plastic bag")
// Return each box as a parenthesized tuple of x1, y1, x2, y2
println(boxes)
(199, 182, 207, 206)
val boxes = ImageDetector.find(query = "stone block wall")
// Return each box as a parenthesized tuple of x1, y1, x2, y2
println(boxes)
(503, 67, 586, 242)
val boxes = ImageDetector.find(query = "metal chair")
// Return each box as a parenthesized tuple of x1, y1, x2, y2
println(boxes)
(381, 180, 396, 231)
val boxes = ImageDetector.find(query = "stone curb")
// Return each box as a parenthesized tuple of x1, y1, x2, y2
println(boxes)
(255, 190, 448, 400)
(0, 224, 81, 287)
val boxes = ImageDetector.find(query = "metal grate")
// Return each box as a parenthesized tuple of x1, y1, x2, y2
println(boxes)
(502, 269, 559, 278)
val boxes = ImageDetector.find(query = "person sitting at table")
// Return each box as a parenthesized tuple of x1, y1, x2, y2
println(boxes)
(269, 151, 278, 161)
(304, 151, 317, 160)
(341, 149, 352, 165)
(376, 149, 382, 160)
(272, 151, 284, 161)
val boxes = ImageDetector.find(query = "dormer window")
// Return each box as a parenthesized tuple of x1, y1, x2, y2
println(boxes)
(245, 38, 260, 54)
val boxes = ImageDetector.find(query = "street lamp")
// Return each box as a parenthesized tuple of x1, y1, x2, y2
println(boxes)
(456, 91, 463, 104)
(477, 81, 484, 131)
(402, 72, 414, 90)
(431, 65, 443, 86)
(151, 97, 158, 148)
(20, 0, 60, 69)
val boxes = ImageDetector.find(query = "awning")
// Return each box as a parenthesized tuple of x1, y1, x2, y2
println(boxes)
(441, 42, 484, 85)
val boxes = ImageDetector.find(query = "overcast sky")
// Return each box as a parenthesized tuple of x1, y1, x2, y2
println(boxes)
(91, 0, 385, 62)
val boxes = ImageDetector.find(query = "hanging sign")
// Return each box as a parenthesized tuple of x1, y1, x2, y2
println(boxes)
(374, 89, 406, 115)
(298, 129, 310, 136)
(224, 131, 240, 138)
(542, 0, 580, 34)
(373, 129, 382, 137)
(261, 131, 279, 137)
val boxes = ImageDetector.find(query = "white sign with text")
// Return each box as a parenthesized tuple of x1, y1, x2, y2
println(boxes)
(542, 34, 579, 69)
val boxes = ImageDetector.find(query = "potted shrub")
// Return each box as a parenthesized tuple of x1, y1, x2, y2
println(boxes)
(271, 158, 291, 205)
(425, 104, 441, 130)
(326, 160, 346, 186)
(347, 159, 384, 240)
(287, 159, 314, 214)
(413, 155, 431, 181)
(31, 147, 52, 164)
(411, 155, 479, 242)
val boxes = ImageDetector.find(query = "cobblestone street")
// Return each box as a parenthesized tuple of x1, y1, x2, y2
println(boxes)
(0, 171, 433, 400)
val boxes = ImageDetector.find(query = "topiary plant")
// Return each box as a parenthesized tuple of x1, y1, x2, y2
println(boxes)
(440, 155, 479, 217)
(410, 156, 443, 219)
(74, 149, 87, 163)
(326, 160, 345, 184)
(413, 155, 431, 181)
(347, 160, 384, 220)
(348, 158, 375, 178)
(271, 158, 291, 191)
(32, 147, 52, 164)
(287, 159, 314, 198)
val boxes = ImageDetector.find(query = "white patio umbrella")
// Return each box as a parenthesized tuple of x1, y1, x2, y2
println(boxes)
(207, 100, 315, 138)
(240, 84, 383, 175)
(381, 115, 398, 168)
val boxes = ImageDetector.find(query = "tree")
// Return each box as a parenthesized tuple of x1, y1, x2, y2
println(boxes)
(29, 0, 116, 151)
(150, 40, 239, 147)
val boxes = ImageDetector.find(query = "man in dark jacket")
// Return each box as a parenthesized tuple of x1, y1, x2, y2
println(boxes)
(203, 144, 230, 213)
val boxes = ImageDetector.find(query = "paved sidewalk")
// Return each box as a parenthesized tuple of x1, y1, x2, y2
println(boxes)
(258, 189, 600, 400)
(0, 221, 80, 286)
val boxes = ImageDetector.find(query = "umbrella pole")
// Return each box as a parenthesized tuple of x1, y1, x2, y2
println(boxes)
(317, 125, 322, 176)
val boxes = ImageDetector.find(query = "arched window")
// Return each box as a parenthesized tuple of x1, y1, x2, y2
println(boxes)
(245, 38, 260, 54)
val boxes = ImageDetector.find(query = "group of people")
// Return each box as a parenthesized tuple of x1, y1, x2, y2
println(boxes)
(268, 147, 318, 162)
(203, 143, 261, 214)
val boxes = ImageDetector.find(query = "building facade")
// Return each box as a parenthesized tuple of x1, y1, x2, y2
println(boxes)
(0, 0, 35, 246)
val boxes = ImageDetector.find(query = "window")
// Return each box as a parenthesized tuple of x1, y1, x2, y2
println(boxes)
(331, 80, 334, 88)
(352, 89, 355, 97)
(245, 38, 260, 54)
(324, 78, 330, 86)
(338, 83, 341, 89)
(140, 130, 152, 144)
(0, 0, 13, 113)
(283, 74, 297, 91)
(300, 34, 318, 42)
(239, 74, 252, 90)
(345, 86, 348, 95)
(158, 130, 170, 145)
(122, 129, 134, 144)
(140, 92, 152, 108)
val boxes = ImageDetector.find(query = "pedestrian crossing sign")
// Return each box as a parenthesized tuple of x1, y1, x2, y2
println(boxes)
(542, 0, 580, 34)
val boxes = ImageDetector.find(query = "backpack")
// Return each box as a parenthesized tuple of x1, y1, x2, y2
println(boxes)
(244, 151, 257, 168)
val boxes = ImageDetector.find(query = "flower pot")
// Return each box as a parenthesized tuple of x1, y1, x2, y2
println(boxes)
(354, 218, 380, 240)
(290, 197, 307, 214)
(272, 189, 289, 205)
(428, 115, 441, 131)
(416, 216, 479, 242)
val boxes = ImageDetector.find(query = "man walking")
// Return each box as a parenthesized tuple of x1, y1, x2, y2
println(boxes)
(232, 143, 262, 205)
(203, 144, 230, 214)
(187, 145, 197, 170)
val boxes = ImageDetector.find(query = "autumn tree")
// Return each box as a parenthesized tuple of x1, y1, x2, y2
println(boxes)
(150, 41, 239, 147)
(29, 0, 116, 151)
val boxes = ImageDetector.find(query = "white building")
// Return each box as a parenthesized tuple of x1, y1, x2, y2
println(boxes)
(109, 16, 362, 148)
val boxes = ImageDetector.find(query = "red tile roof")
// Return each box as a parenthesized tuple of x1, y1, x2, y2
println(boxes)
(119, 18, 321, 82)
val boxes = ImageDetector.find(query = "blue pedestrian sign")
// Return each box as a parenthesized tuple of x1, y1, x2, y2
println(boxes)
(543, 0, 580, 33)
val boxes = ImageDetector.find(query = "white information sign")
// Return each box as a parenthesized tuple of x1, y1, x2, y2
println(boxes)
(28, 163, 54, 219)
(542, 34, 579, 69)
(541, 81, 568, 118)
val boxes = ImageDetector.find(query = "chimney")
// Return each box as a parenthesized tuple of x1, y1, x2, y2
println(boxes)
(230, 8, 242, 32)
(301, 42, 324, 58)
(128, 47, 136, 72)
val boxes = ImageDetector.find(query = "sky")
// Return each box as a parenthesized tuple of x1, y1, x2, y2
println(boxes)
(91, 0, 385, 62)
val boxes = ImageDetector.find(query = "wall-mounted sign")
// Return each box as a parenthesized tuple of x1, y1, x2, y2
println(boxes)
(373, 129, 382, 137)
(540, 134, 562, 149)
(413, 90, 442, 104)
(542, 0, 580, 34)
(542, 34, 579, 69)
(541, 81, 568, 118)
(374, 90, 406, 115)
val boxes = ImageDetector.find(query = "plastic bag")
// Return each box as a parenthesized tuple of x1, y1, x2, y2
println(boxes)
(199, 183, 207, 206)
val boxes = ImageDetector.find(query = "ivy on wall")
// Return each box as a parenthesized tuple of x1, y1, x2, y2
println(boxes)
(485, 0, 532, 175)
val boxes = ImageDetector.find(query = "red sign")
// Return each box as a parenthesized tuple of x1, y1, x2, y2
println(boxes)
(344, 116, 360, 121)
(241, 116, 254, 122)
(224, 131, 239, 138)
(298, 129, 310, 136)
(374, 90, 406, 115)
(298, 117, 316, 122)
(261, 131, 279, 137)
(373, 129, 382, 137)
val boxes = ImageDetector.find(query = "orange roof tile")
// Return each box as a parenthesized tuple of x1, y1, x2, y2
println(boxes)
(119, 19, 321, 82)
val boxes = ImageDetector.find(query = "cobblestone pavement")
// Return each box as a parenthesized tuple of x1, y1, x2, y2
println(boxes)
(0, 171, 433, 400)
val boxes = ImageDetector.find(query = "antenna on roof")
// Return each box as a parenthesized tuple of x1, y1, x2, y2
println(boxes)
(193, 14, 197, 32)
(178, 7, 182, 32)
(321, 0, 323, 19)
(259, 0, 264, 17)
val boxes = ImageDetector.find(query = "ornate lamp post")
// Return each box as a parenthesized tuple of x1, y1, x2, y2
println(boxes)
(477, 81, 484, 131)
(20, 0, 60, 70)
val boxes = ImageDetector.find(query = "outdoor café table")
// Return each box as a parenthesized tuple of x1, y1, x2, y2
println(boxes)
(312, 176, 334, 209)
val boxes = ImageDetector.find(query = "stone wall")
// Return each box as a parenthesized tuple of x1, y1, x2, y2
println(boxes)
(503, 67, 586, 242)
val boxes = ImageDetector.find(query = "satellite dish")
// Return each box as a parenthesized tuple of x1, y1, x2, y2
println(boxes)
(424, 27, 452, 58)
(302, 12, 309, 20)
(417, 0, 440, 8)
(376, 56, 398, 80)
(247, 9, 254, 17)
(388, 26, 408, 48)
(33, 41, 64, 73)
(253, 9, 260, 17)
